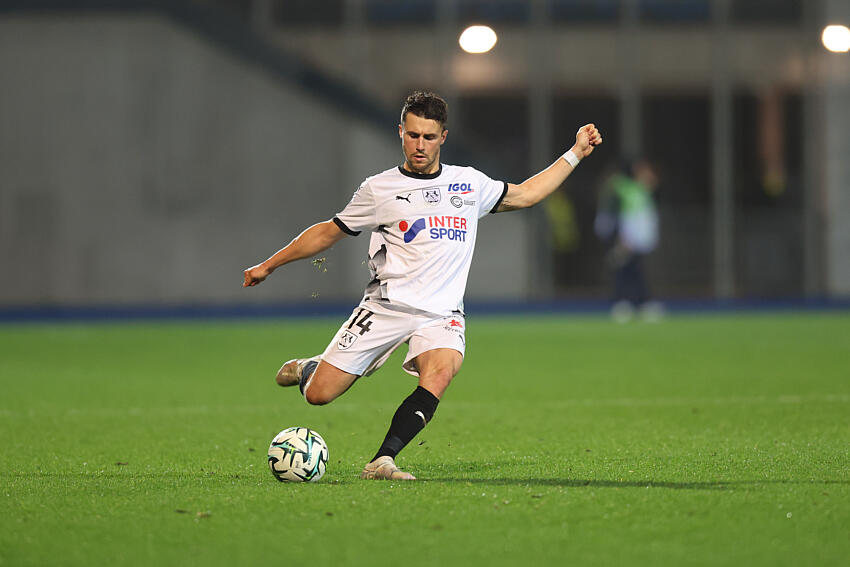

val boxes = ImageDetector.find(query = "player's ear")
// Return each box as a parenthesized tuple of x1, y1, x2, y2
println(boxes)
(398, 123, 404, 140)
(440, 128, 448, 145)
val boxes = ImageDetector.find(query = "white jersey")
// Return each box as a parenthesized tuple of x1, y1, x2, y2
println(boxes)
(333, 164, 507, 316)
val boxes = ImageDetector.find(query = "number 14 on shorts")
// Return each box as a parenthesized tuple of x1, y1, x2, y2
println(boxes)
(337, 308, 374, 351)
(348, 309, 374, 335)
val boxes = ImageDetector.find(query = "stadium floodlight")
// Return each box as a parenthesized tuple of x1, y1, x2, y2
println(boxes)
(821, 24, 850, 53)
(459, 25, 498, 54)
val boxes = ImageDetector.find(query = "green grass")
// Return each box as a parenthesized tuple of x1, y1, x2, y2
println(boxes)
(1, 312, 848, 566)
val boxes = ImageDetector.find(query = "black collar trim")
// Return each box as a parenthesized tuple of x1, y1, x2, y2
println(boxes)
(397, 164, 442, 179)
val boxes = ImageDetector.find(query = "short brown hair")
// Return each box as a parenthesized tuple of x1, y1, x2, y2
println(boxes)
(400, 91, 448, 129)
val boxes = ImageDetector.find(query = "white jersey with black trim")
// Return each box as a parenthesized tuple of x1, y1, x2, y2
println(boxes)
(333, 164, 508, 316)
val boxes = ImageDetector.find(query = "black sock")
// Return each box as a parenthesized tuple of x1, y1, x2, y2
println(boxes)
(298, 360, 319, 395)
(372, 386, 439, 462)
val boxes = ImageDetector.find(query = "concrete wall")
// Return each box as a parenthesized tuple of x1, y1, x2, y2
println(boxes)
(823, 0, 850, 295)
(0, 14, 529, 307)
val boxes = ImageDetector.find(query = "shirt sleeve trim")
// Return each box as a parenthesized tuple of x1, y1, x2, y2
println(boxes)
(489, 181, 509, 214)
(333, 217, 361, 236)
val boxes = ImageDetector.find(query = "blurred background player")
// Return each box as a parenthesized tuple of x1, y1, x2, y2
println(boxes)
(243, 91, 602, 480)
(594, 157, 663, 322)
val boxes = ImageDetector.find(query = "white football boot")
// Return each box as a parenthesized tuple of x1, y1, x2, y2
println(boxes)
(360, 456, 416, 480)
(275, 355, 321, 387)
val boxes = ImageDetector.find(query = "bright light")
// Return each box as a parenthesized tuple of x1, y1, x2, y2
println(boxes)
(459, 25, 498, 54)
(822, 24, 850, 53)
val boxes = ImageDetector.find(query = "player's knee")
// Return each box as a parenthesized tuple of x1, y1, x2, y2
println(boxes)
(419, 367, 456, 398)
(432, 367, 455, 385)
(304, 383, 334, 406)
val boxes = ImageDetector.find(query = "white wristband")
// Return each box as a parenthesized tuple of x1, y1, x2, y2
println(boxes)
(562, 149, 581, 168)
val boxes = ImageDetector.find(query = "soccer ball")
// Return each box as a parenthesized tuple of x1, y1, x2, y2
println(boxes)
(267, 427, 329, 482)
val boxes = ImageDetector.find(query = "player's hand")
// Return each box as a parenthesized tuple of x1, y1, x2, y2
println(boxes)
(573, 124, 603, 159)
(243, 263, 272, 287)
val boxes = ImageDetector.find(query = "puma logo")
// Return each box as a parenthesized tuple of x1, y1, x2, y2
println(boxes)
(396, 193, 412, 203)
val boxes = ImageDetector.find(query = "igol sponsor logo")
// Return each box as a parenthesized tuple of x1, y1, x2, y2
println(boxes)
(447, 182, 475, 194)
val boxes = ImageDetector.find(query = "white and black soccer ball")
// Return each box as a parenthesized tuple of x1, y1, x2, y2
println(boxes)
(267, 427, 329, 482)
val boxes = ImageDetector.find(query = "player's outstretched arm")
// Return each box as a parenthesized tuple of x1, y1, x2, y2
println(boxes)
(242, 220, 348, 287)
(496, 123, 602, 212)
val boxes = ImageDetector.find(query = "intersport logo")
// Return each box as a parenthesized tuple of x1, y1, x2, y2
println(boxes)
(399, 218, 426, 243)
(399, 215, 468, 243)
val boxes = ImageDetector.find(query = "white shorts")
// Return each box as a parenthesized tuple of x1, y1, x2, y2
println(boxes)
(320, 300, 466, 378)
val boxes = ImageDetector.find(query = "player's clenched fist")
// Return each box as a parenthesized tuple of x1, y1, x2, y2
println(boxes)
(243, 264, 271, 287)
(574, 124, 603, 158)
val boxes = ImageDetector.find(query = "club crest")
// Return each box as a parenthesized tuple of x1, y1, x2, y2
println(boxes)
(422, 187, 441, 205)
(338, 330, 358, 350)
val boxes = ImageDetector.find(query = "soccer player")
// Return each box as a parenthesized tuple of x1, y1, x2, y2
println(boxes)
(243, 91, 602, 480)
(594, 157, 661, 322)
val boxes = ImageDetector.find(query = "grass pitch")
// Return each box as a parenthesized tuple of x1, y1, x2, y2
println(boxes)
(1, 311, 848, 566)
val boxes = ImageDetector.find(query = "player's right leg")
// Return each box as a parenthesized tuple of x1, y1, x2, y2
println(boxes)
(276, 356, 319, 387)
(275, 303, 411, 406)
(301, 360, 359, 405)
(276, 357, 359, 406)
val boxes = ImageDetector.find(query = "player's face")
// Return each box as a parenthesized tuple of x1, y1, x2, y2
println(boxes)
(399, 113, 447, 174)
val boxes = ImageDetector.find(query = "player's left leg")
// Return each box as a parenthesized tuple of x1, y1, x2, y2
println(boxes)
(361, 348, 462, 480)
(414, 347, 464, 399)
